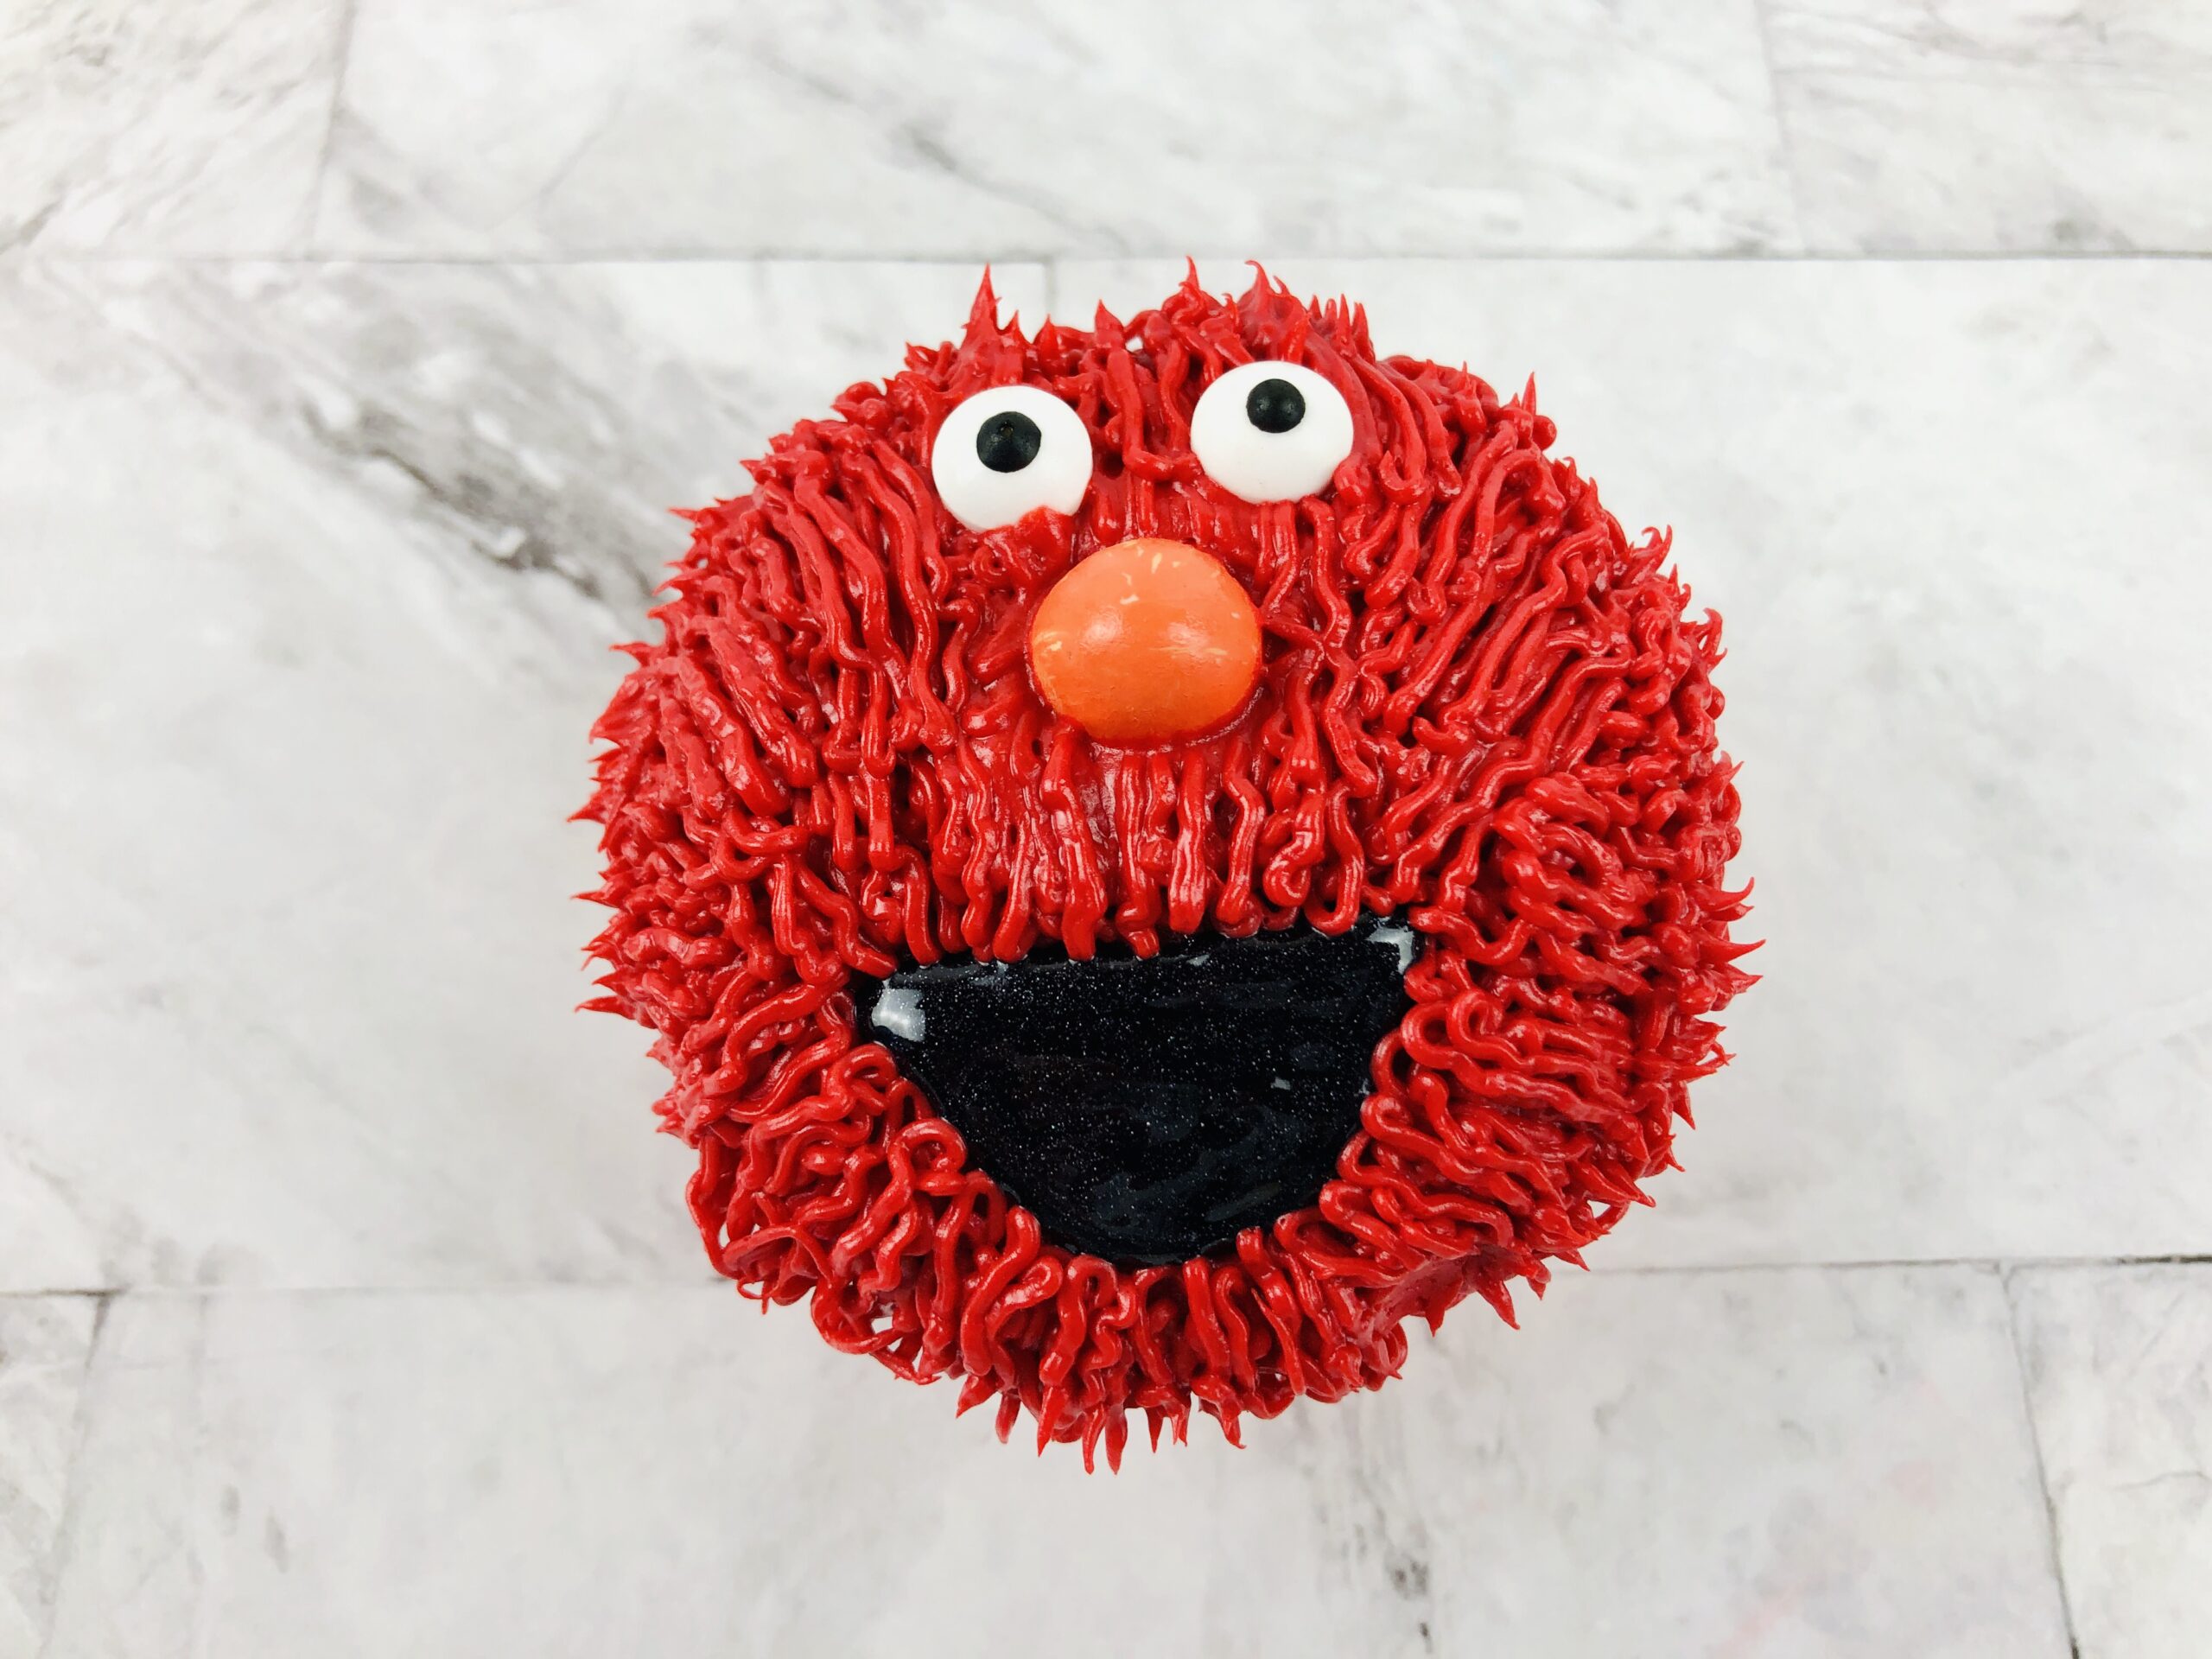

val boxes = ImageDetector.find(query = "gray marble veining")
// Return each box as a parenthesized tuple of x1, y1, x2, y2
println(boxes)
(2012, 1264, 2212, 1659)
(10, 1, 2210, 260)
(1768, 0, 2212, 251)
(0, 1296, 99, 1656)
(41, 1268, 2070, 1658)
(317, 0, 1800, 257)
(0, 0, 344, 254)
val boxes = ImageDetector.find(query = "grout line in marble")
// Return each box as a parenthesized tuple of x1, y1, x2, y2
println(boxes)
(1, 1253, 2205, 1301)
(20, 249, 2212, 270)
(1999, 1269, 2086, 1658)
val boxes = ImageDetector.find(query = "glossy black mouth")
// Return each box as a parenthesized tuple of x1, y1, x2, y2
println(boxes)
(851, 916, 1414, 1266)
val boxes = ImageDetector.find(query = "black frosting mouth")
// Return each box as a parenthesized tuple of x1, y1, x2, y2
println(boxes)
(850, 916, 1414, 1266)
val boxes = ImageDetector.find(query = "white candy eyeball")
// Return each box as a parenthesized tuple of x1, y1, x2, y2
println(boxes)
(1188, 359, 1356, 504)
(931, 385, 1092, 532)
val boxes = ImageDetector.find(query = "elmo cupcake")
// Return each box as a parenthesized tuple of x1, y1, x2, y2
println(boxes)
(583, 269, 1751, 1467)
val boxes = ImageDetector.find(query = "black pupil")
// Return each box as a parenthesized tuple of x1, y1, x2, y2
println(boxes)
(976, 410, 1043, 473)
(1245, 377, 1306, 434)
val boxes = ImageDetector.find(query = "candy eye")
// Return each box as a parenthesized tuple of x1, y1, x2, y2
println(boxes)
(931, 385, 1092, 531)
(1188, 360, 1356, 504)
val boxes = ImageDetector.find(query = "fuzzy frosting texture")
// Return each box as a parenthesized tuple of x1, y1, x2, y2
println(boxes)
(582, 270, 1751, 1465)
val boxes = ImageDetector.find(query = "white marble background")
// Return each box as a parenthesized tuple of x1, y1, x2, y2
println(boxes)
(2, 3, 2208, 1656)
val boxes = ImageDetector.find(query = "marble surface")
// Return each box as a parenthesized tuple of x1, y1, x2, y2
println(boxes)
(2013, 1266, 2212, 1659)
(0, 1299, 97, 1656)
(43, 1269, 2069, 1658)
(3, 3, 2208, 1655)
(0, 0, 345, 254)
(1768, 0, 2212, 252)
(319, 0, 1798, 257)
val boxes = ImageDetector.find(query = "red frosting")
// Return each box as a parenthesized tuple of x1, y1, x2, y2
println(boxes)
(582, 269, 1751, 1466)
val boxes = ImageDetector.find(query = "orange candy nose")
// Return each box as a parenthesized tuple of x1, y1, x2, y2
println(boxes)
(1028, 538, 1262, 744)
